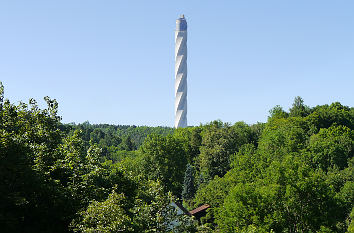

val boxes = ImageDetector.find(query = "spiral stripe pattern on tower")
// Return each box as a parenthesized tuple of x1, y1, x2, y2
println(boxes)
(174, 16, 187, 128)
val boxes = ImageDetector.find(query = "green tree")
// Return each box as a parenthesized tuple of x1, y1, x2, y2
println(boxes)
(216, 155, 343, 232)
(0, 89, 71, 232)
(258, 117, 311, 158)
(121, 135, 136, 151)
(72, 191, 132, 233)
(347, 208, 354, 233)
(90, 128, 105, 144)
(192, 101, 353, 231)
(72, 180, 197, 232)
(198, 121, 252, 180)
(308, 125, 353, 170)
(269, 105, 289, 120)
(289, 96, 310, 117)
(173, 126, 202, 164)
(0, 84, 138, 232)
(140, 134, 187, 196)
(309, 102, 354, 130)
(182, 164, 196, 201)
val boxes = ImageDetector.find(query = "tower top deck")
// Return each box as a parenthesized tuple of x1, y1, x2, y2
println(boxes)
(176, 15, 187, 31)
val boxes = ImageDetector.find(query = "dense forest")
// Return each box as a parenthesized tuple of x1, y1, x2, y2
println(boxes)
(63, 122, 174, 162)
(0, 82, 353, 232)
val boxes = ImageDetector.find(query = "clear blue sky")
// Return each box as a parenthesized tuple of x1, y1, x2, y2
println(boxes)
(1, 1, 353, 126)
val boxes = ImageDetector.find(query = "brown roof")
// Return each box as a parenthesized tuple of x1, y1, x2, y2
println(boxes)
(189, 204, 210, 215)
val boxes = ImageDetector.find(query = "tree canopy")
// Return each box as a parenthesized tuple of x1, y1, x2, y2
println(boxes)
(1, 86, 352, 232)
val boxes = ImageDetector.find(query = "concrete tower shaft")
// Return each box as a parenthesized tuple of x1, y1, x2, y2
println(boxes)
(175, 15, 187, 128)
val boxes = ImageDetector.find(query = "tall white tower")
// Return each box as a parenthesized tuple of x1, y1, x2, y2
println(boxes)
(175, 15, 188, 128)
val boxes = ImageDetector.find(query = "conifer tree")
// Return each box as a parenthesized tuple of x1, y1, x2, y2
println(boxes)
(182, 164, 196, 201)
(122, 135, 136, 151)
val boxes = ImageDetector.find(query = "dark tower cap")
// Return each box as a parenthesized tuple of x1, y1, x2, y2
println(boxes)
(176, 14, 187, 31)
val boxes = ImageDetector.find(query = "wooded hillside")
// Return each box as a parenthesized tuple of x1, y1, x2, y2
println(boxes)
(0, 82, 352, 232)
